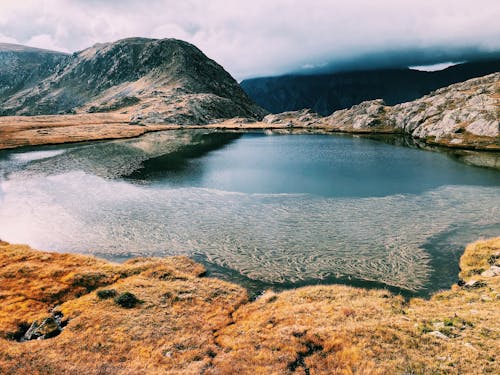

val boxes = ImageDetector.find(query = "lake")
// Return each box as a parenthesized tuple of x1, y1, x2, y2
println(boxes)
(0, 130, 499, 297)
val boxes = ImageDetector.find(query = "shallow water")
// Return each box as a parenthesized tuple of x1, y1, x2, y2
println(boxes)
(0, 130, 499, 296)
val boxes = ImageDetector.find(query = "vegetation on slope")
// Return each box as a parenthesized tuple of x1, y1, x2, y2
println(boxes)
(0, 38, 267, 124)
(0, 238, 499, 374)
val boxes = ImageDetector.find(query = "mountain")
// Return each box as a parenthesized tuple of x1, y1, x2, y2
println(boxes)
(241, 59, 500, 115)
(0, 43, 68, 102)
(261, 72, 500, 150)
(0, 38, 266, 124)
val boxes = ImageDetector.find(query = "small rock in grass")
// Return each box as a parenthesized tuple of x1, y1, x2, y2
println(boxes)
(481, 266, 500, 278)
(22, 316, 63, 341)
(463, 280, 486, 289)
(428, 331, 450, 340)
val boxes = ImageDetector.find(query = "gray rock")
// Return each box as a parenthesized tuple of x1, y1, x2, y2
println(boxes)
(464, 279, 487, 289)
(320, 73, 500, 148)
(481, 265, 500, 277)
(428, 331, 450, 340)
(467, 119, 499, 137)
(22, 316, 62, 341)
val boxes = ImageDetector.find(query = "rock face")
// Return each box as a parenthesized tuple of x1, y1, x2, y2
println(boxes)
(279, 73, 499, 149)
(0, 43, 68, 103)
(262, 108, 323, 127)
(241, 59, 500, 115)
(325, 99, 395, 132)
(390, 73, 499, 142)
(0, 38, 266, 124)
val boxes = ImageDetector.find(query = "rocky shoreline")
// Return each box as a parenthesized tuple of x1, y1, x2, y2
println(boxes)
(1, 73, 498, 154)
(0, 238, 499, 373)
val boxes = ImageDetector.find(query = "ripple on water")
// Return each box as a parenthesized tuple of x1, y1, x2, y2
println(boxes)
(0, 170, 498, 293)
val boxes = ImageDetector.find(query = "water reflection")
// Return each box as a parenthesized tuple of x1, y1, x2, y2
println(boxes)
(126, 131, 242, 181)
(0, 130, 499, 297)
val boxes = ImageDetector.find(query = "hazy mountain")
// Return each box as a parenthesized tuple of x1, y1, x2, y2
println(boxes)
(0, 38, 266, 124)
(241, 59, 500, 115)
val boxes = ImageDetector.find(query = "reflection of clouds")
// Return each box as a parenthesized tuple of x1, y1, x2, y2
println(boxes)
(5, 130, 213, 180)
(11, 150, 66, 162)
(0, 169, 498, 292)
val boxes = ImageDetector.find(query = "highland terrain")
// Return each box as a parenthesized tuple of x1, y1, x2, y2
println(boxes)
(0, 36, 499, 375)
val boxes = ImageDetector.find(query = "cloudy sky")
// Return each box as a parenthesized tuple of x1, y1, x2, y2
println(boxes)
(0, 0, 499, 79)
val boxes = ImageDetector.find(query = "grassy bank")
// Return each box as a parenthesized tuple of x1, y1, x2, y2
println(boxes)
(0, 238, 498, 374)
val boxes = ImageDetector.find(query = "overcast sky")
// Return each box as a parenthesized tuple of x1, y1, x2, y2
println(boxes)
(0, 0, 499, 79)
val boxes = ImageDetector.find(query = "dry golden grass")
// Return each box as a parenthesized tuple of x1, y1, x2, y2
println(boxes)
(0, 238, 498, 374)
(0, 113, 181, 150)
(1, 110, 498, 151)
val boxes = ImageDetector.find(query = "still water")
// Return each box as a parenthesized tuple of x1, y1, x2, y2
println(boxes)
(0, 130, 499, 296)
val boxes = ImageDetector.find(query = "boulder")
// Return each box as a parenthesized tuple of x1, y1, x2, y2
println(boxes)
(481, 265, 500, 278)
(22, 316, 62, 341)
(463, 280, 487, 289)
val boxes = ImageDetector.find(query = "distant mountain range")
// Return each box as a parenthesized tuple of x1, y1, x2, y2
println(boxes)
(2, 38, 499, 128)
(241, 59, 500, 115)
(0, 38, 266, 124)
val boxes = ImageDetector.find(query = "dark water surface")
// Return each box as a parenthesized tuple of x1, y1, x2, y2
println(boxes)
(0, 130, 499, 297)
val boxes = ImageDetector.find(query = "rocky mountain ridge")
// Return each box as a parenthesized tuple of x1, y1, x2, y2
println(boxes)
(263, 73, 500, 149)
(242, 59, 500, 115)
(0, 43, 68, 102)
(0, 38, 266, 124)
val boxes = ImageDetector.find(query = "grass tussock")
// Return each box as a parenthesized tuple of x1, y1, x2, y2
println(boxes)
(0, 238, 499, 374)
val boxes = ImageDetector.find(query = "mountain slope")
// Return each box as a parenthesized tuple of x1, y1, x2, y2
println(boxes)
(0, 43, 68, 102)
(262, 72, 500, 150)
(241, 59, 500, 115)
(0, 38, 266, 124)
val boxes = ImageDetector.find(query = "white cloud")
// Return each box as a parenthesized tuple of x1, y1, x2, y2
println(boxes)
(409, 62, 463, 72)
(25, 34, 70, 53)
(0, 33, 18, 44)
(0, 0, 499, 79)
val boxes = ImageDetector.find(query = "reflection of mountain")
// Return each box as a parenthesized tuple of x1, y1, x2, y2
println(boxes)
(2, 130, 241, 181)
(241, 59, 500, 115)
(125, 132, 242, 181)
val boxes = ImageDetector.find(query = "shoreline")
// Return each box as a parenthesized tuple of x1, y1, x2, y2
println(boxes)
(1, 114, 499, 152)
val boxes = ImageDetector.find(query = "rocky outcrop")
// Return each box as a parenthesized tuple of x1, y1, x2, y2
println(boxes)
(21, 313, 66, 342)
(241, 59, 500, 115)
(324, 99, 396, 132)
(270, 73, 499, 149)
(262, 108, 323, 127)
(390, 73, 499, 146)
(0, 38, 267, 124)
